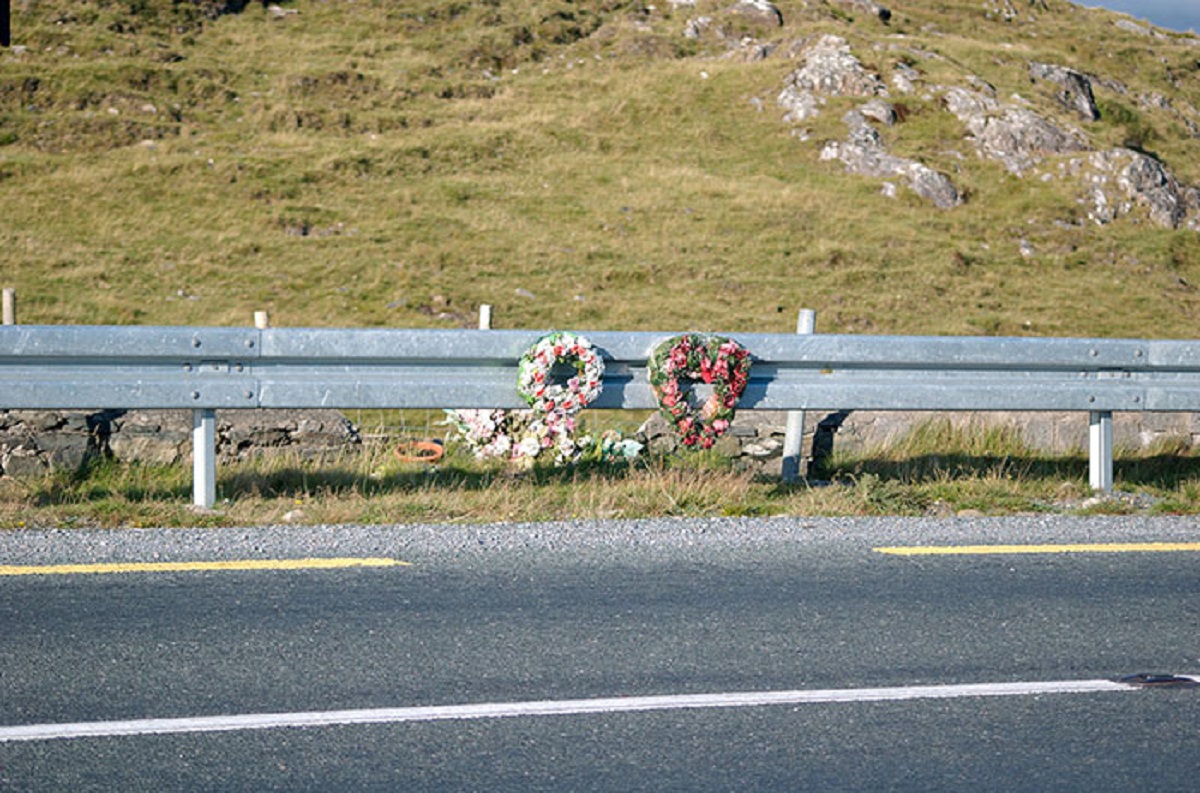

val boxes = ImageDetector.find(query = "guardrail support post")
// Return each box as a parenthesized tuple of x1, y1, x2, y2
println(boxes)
(782, 308, 816, 482)
(1089, 411, 1113, 493)
(193, 408, 217, 508)
(2, 288, 15, 325)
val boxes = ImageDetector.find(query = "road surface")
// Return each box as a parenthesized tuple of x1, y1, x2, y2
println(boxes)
(1, 516, 1198, 790)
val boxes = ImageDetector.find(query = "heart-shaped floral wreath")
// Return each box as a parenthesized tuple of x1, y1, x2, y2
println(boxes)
(516, 331, 605, 416)
(647, 333, 752, 449)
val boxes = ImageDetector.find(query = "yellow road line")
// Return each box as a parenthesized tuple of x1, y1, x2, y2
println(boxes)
(0, 558, 410, 576)
(875, 542, 1200, 556)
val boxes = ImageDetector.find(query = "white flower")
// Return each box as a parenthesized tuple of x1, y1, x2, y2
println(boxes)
(483, 434, 511, 459)
(516, 435, 542, 459)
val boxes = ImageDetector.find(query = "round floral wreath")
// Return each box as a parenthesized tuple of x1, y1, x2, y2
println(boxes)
(648, 333, 752, 449)
(516, 331, 605, 416)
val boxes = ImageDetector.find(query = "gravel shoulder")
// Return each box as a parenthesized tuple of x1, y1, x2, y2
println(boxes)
(3, 515, 1199, 567)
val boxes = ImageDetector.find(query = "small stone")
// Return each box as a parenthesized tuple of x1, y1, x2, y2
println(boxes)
(830, 0, 891, 22)
(743, 438, 783, 458)
(1, 451, 46, 478)
(712, 433, 742, 458)
(860, 99, 897, 125)
(728, 0, 784, 28)
(757, 455, 785, 478)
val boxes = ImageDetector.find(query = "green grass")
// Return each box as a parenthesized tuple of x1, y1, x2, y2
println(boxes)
(2, 0, 1200, 526)
(4, 417, 1200, 529)
(2, 0, 1198, 334)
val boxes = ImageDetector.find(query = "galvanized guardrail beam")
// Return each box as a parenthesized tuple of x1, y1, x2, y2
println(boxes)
(5, 324, 1200, 506)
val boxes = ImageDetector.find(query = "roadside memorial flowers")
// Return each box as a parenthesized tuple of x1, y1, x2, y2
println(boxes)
(442, 408, 581, 466)
(516, 331, 605, 416)
(442, 409, 643, 467)
(647, 333, 752, 449)
(444, 331, 633, 467)
(579, 430, 644, 464)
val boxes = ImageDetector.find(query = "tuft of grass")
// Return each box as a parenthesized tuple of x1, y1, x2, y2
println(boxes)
(812, 417, 1200, 517)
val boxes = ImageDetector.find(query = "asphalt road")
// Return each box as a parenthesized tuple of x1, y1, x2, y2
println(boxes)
(1, 516, 1199, 791)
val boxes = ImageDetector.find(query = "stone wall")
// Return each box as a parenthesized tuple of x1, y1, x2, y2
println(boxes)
(638, 410, 1200, 477)
(5, 407, 1198, 480)
(0, 409, 359, 477)
(0, 411, 103, 477)
(637, 411, 798, 477)
(808, 410, 1200, 456)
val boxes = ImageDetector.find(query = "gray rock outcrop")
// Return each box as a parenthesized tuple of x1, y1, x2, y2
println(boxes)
(777, 34, 884, 121)
(1063, 148, 1199, 229)
(777, 35, 959, 207)
(859, 98, 897, 125)
(1029, 62, 1100, 121)
(682, 16, 713, 39)
(728, 0, 784, 28)
(778, 86, 824, 122)
(942, 86, 1086, 174)
(678, 1, 782, 51)
(762, 16, 1197, 229)
(821, 111, 962, 208)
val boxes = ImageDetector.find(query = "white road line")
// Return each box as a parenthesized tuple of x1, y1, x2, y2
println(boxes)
(0, 679, 1136, 743)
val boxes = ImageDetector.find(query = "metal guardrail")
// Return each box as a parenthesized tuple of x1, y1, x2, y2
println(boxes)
(5, 323, 1200, 507)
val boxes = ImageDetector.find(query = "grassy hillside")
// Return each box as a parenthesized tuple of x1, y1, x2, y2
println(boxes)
(5, 0, 1200, 526)
(1, 0, 1199, 339)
